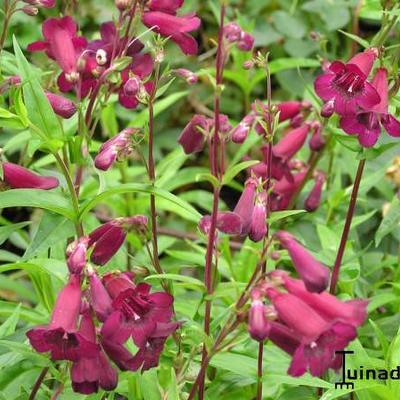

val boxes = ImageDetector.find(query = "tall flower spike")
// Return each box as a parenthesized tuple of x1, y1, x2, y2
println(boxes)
(314, 48, 380, 116)
(1, 162, 59, 190)
(275, 231, 330, 292)
(340, 68, 400, 147)
(26, 275, 98, 361)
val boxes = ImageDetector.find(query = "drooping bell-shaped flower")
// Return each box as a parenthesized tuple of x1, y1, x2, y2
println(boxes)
(275, 231, 330, 292)
(71, 312, 118, 394)
(248, 288, 270, 341)
(272, 125, 310, 161)
(340, 68, 400, 147)
(28, 16, 87, 83)
(314, 48, 380, 116)
(26, 275, 98, 361)
(142, 1, 201, 55)
(2, 162, 59, 190)
(94, 128, 136, 171)
(178, 114, 209, 154)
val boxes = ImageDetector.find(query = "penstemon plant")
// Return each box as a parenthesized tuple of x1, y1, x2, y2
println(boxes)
(1, 0, 400, 399)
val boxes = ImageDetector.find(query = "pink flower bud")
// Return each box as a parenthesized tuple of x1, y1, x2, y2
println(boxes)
(2, 162, 59, 190)
(289, 114, 304, 128)
(249, 192, 267, 242)
(248, 300, 270, 341)
(233, 177, 258, 234)
(88, 270, 113, 322)
(66, 237, 90, 274)
(231, 114, 255, 144)
(178, 114, 209, 154)
(123, 76, 141, 97)
(22, 5, 38, 15)
(237, 32, 255, 52)
(46, 92, 77, 119)
(321, 100, 334, 118)
(309, 123, 325, 151)
(176, 68, 198, 85)
(304, 173, 325, 212)
(275, 231, 330, 293)
(276, 101, 302, 122)
(243, 60, 254, 70)
(223, 22, 242, 42)
(115, 0, 132, 10)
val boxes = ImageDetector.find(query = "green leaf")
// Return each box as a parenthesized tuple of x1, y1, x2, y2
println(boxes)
(223, 160, 259, 186)
(375, 196, 400, 246)
(145, 273, 205, 289)
(0, 108, 27, 129)
(79, 183, 201, 221)
(13, 37, 63, 148)
(0, 221, 31, 246)
(338, 29, 370, 48)
(0, 189, 75, 220)
(129, 91, 188, 127)
(269, 210, 307, 224)
(0, 304, 21, 339)
(139, 370, 161, 400)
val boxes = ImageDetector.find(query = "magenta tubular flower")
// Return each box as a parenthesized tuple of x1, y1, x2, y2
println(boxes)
(26, 275, 98, 361)
(71, 312, 118, 394)
(46, 92, 77, 119)
(282, 276, 368, 327)
(66, 236, 90, 275)
(267, 321, 300, 355)
(178, 114, 209, 154)
(249, 192, 267, 242)
(100, 273, 177, 371)
(276, 101, 302, 122)
(272, 170, 307, 210)
(88, 216, 147, 265)
(275, 231, 330, 293)
(314, 48, 380, 116)
(175, 68, 198, 84)
(248, 299, 270, 341)
(272, 125, 310, 161)
(231, 113, 255, 143)
(223, 22, 242, 42)
(2, 162, 59, 190)
(88, 271, 113, 322)
(142, 3, 201, 56)
(94, 128, 135, 171)
(28, 16, 87, 83)
(309, 122, 325, 151)
(340, 68, 400, 147)
(304, 172, 325, 212)
(198, 211, 242, 236)
(232, 177, 258, 234)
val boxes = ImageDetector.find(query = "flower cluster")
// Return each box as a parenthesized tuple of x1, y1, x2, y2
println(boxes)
(247, 251, 367, 377)
(315, 49, 400, 147)
(26, 0, 200, 108)
(26, 216, 178, 394)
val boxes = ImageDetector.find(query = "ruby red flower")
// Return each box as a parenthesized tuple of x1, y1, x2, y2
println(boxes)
(71, 312, 118, 394)
(26, 275, 98, 361)
(275, 231, 330, 293)
(88, 216, 148, 265)
(248, 289, 270, 341)
(142, 1, 201, 55)
(314, 49, 380, 116)
(178, 114, 209, 154)
(231, 113, 256, 144)
(28, 16, 87, 84)
(88, 270, 114, 322)
(2, 162, 59, 190)
(340, 68, 400, 147)
(273, 125, 310, 161)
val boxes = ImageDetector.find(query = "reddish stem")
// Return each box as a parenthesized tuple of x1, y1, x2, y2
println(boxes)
(329, 158, 366, 294)
(29, 367, 49, 400)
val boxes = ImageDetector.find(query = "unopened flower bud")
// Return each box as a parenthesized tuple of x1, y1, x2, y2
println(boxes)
(237, 32, 255, 52)
(22, 5, 38, 15)
(223, 22, 242, 42)
(321, 100, 334, 118)
(123, 76, 141, 97)
(243, 60, 254, 70)
(175, 68, 197, 85)
(115, 0, 132, 10)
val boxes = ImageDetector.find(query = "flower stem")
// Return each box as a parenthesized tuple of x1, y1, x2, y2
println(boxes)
(198, 5, 226, 399)
(29, 367, 49, 400)
(329, 158, 366, 294)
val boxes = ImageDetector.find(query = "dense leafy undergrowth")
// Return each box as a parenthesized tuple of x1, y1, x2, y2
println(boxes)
(1, 0, 400, 399)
